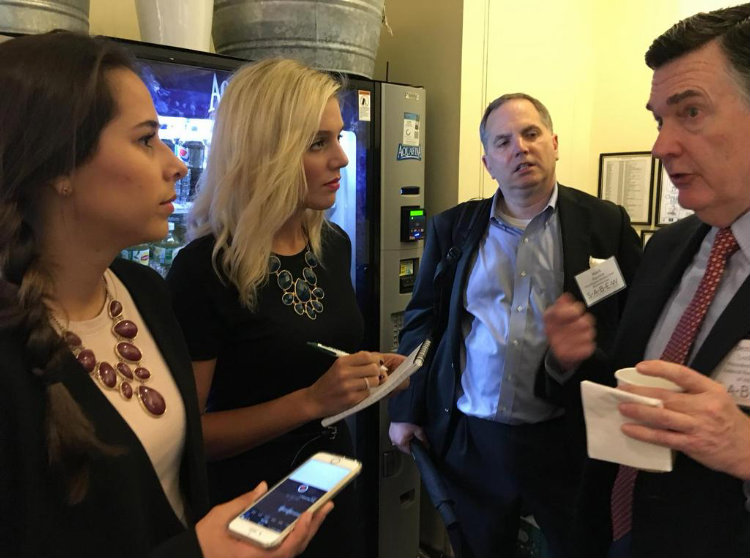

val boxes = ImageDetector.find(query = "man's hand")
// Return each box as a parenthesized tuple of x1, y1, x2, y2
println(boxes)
(617, 359, 750, 480)
(543, 293, 597, 372)
(389, 422, 428, 455)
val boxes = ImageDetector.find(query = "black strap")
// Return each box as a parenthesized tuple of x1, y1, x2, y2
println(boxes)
(431, 199, 490, 339)
(411, 438, 466, 557)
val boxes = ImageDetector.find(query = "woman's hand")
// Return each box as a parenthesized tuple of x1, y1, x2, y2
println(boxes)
(196, 482, 333, 558)
(304, 351, 383, 417)
(375, 352, 410, 393)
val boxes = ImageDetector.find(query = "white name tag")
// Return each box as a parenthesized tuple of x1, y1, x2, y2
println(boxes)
(713, 340, 750, 408)
(574, 256, 626, 307)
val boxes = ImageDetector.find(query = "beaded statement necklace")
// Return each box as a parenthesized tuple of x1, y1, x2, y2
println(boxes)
(50, 282, 166, 417)
(268, 245, 325, 320)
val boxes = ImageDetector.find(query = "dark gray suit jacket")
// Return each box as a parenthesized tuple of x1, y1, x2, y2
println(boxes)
(389, 184, 642, 458)
(573, 215, 750, 557)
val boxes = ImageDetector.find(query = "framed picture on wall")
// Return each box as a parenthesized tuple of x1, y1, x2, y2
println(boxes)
(597, 152, 654, 225)
(656, 161, 693, 226)
(640, 229, 656, 247)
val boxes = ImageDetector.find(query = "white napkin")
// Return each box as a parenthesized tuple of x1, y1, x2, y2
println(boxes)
(580, 380, 674, 472)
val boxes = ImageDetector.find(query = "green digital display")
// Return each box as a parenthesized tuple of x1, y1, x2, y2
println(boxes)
(410, 209, 424, 217)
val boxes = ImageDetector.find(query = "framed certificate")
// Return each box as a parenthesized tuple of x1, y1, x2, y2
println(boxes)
(598, 152, 654, 225)
(656, 161, 693, 226)
(640, 229, 656, 247)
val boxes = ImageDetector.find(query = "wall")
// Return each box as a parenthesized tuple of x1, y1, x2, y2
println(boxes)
(374, 0, 465, 214)
(89, 0, 140, 39)
(481, 0, 596, 198)
(457, 0, 490, 203)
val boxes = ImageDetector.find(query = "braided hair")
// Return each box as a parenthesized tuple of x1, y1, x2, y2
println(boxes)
(0, 31, 136, 504)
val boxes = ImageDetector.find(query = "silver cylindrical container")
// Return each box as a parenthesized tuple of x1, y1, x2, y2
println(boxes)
(212, 0, 384, 79)
(0, 0, 90, 35)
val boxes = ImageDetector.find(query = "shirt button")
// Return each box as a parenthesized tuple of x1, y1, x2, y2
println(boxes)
(523, 238, 529, 243)
(520, 271, 527, 277)
(516, 305, 523, 312)
(512, 339, 519, 346)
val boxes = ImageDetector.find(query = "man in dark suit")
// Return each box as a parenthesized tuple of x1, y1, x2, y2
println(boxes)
(544, 5, 750, 557)
(388, 92, 642, 557)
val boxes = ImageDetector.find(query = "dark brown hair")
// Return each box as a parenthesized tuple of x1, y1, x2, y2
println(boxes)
(646, 4, 750, 102)
(0, 31, 136, 503)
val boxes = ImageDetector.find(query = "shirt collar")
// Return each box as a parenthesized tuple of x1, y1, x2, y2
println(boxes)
(490, 183, 559, 225)
(729, 210, 750, 261)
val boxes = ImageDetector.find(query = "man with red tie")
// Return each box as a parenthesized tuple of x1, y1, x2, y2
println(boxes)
(543, 4, 750, 557)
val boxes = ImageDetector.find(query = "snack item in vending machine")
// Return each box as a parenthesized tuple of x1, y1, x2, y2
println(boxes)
(151, 222, 182, 276)
(162, 138, 176, 154)
(121, 243, 150, 266)
(176, 138, 205, 203)
(183, 140, 205, 202)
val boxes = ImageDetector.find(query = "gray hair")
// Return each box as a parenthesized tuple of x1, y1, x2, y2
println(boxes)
(479, 93, 554, 147)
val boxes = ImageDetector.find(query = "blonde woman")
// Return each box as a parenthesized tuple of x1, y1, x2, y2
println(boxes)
(167, 59, 403, 557)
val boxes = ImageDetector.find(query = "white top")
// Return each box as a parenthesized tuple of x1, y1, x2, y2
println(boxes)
(54, 270, 187, 524)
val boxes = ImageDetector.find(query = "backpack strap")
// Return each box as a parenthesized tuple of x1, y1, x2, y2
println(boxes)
(430, 198, 492, 341)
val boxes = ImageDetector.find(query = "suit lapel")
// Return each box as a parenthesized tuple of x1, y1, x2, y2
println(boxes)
(449, 199, 493, 369)
(691, 274, 750, 375)
(644, 218, 708, 318)
(646, 218, 750, 376)
(616, 217, 709, 368)
(557, 185, 592, 295)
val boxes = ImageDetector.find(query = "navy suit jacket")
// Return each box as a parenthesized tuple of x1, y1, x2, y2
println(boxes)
(389, 184, 642, 457)
(573, 215, 750, 557)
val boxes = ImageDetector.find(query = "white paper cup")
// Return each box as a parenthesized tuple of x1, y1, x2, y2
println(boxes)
(615, 367, 683, 392)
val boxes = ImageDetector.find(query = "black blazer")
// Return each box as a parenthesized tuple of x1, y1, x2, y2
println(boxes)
(573, 215, 750, 557)
(0, 259, 209, 555)
(389, 184, 642, 457)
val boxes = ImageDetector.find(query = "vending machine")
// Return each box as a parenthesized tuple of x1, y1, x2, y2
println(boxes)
(332, 78, 427, 558)
(119, 38, 426, 557)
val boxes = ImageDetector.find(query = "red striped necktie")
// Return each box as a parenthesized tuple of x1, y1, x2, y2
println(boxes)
(609, 227, 739, 542)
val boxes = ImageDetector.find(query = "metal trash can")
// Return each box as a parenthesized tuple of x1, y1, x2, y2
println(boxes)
(212, 0, 384, 79)
(0, 0, 89, 35)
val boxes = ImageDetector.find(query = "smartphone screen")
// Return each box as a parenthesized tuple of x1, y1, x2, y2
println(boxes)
(238, 458, 353, 533)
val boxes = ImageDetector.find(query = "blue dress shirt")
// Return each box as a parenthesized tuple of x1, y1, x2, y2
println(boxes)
(457, 185, 564, 424)
(644, 211, 750, 363)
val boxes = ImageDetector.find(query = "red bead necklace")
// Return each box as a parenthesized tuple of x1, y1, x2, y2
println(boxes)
(51, 284, 167, 417)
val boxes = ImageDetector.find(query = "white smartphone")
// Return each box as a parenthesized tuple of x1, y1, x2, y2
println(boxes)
(227, 452, 362, 548)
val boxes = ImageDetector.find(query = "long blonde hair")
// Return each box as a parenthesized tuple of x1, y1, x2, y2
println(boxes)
(189, 58, 341, 309)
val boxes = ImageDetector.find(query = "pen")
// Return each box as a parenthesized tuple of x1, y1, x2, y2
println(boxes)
(306, 342, 389, 375)
(306, 341, 348, 358)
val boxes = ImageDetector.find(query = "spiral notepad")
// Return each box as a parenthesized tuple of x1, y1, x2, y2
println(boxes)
(321, 339, 431, 427)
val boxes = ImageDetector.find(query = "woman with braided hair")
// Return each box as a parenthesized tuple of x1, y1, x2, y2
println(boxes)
(0, 31, 329, 556)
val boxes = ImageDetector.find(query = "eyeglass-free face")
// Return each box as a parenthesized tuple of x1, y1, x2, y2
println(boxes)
(63, 69, 186, 253)
(648, 40, 750, 228)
